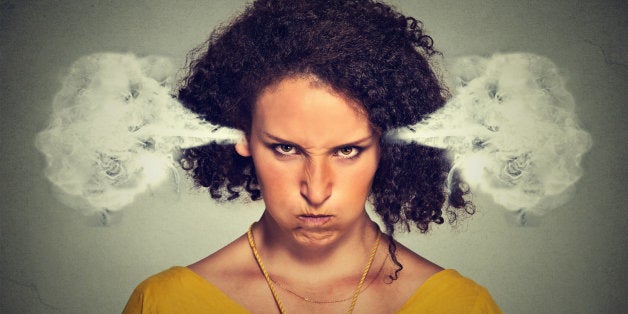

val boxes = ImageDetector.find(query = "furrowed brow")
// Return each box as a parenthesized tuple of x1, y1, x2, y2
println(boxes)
(262, 132, 375, 148)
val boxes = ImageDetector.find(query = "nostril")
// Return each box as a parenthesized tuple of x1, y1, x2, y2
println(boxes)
(300, 158, 333, 205)
(300, 180, 332, 205)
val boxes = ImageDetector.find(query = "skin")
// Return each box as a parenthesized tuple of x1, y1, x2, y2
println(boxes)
(242, 76, 380, 252)
(189, 76, 442, 313)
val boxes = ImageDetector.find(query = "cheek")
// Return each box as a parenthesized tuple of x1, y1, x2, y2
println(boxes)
(254, 159, 302, 213)
(251, 152, 296, 192)
(337, 158, 379, 198)
(256, 164, 291, 190)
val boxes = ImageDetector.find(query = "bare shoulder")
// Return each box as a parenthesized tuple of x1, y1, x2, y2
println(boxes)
(393, 240, 443, 283)
(188, 234, 258, 286)
(362, 239, 443, 312)
(188, 234, 275, 313)
(187, 234, 278, 312)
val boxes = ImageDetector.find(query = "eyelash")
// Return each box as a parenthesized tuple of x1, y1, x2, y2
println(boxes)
(272, 144, 298, 156)
(270, 144, 363, 160)
(336, 146, 362, 159)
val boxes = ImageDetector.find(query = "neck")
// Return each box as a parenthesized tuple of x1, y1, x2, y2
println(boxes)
(246, 218, 384, 314)
(254, 211, 380, 279)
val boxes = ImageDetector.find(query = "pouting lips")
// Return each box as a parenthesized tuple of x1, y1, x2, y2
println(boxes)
(297, 214, 333, 225)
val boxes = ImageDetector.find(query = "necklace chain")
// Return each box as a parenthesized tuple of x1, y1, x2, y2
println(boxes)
(247, 223, 381, 314)
(270, 253, 388, 304)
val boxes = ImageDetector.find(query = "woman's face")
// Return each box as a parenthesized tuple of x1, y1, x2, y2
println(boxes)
(236, 76, 380, 246)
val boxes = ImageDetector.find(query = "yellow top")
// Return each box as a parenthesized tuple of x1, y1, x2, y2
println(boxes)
(123, 266, 501, 313)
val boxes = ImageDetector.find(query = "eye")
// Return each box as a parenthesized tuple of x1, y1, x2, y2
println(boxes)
(336, 146, 361, 159)
(273, 144, 298, 156)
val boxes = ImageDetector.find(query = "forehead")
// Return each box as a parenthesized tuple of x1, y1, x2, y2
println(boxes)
(252, 76, 374, 146)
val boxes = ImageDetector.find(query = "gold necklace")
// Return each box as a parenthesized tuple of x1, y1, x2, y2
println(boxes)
(247, 223, 381, 314)
(270, 253, 388, 304)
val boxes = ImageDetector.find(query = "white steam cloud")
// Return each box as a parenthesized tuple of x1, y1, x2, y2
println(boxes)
(391, 53, 592, 215)
(35, 53, 242, 215)
(37, 52, 592, 220)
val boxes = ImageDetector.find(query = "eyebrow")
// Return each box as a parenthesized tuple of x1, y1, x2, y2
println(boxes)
(261, 132, 376, 147)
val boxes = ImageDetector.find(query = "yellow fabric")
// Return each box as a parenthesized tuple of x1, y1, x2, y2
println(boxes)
(396, 269, 502, 314)
(123, 266, 248, 314)
(123, 266, 501, 313)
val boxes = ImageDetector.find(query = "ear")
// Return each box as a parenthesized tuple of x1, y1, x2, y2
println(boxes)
(235, 137, 251, 157)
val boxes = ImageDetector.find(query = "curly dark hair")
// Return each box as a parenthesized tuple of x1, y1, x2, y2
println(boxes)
(178, 0, 473, 278)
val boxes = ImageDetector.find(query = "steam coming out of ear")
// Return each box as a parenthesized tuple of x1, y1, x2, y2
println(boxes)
(35, 53, 243, 216)
(36, 52, 592, 220)
(389, 53, 592, 215)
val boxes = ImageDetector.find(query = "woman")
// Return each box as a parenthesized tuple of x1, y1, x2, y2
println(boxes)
(124, 0, 501, 312)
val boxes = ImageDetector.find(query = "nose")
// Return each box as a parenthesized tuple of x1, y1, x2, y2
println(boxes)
(300, 157, 332, 206)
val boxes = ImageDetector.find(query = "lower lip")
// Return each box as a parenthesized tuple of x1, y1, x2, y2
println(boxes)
(298, 215, 333, 226)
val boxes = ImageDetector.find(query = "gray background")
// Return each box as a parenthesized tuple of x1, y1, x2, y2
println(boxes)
(1, 0, 626, 313)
